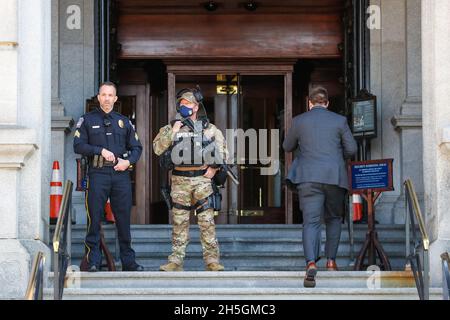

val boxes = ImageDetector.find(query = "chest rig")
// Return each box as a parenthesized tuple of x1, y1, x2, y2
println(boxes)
(159, 117, 222, 214)
(171, 118, 215, 168)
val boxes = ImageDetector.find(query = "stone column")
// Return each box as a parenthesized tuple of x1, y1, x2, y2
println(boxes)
(59, 0, 97, 224)
(51, 0, 74, 180)
(0, 0, 52, 298)
(390, 0, 423, 224)
(369, 0, 406, 224)
(422, 0, 450, 286)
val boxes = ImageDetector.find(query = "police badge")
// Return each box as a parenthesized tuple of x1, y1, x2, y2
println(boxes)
(118, 119, 124, 128)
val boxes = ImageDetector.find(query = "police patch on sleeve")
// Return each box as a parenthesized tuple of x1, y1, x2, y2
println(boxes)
(76, 117, 84, 128)
(74, 130, 81, 138)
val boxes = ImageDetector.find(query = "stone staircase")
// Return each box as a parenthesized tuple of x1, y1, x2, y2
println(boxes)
(44, 224, 442, 300)
(59, 224, 409, 271)
(43, 271, 442, 300)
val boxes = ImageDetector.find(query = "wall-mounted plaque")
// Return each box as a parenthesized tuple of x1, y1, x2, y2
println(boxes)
(351, 90, 377, 139)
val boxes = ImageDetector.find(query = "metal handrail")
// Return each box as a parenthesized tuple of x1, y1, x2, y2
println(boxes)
(441, 252, 450, 300)
(52, 180, 73, 300)
(24, 252, 45, 300)
(404, 179, 429, 300)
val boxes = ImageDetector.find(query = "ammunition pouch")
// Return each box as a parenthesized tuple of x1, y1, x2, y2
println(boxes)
(159, 149, 174, 170)
(212, 166, 227, 187)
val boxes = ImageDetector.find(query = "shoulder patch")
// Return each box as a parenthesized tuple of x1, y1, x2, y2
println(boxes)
(76, 117, 84, 128)
(135, 133, 139, 141)
(74, 130, 81, 138)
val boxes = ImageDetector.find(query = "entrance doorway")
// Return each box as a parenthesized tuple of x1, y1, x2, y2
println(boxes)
(166, 61, 294, 224)
(173, 74, 286, 224)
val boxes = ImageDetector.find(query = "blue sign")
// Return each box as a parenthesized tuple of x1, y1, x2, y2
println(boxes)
(350, 160, 393, 191)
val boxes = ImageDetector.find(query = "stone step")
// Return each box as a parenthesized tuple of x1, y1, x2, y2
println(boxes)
(60, 224, 410, 240)
(47, 271, 416, 289)
(67, 238, 409, 255)
(67, 250, 408, 271)
(55, 224, 411, 271)
(43, 287, 442, 300)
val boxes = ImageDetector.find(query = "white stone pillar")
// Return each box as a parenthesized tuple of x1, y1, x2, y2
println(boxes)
(391, 0, 423, 224)
(0, 0, 52, 298)
(51, 0, 74, 181)
(422, 0, 450, 286)
(370, 0, 406, 224)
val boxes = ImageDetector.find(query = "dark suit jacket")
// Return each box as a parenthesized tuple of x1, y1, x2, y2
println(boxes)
(283, 106, 358, 190)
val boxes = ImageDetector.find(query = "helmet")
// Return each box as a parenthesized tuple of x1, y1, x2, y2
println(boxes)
(175, 86, 209, 128)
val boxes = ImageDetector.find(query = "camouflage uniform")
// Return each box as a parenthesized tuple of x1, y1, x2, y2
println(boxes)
(153, 120, 228, 267)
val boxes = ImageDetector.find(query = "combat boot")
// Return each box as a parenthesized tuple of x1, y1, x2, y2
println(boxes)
(206, 262, 224, 271)
(159, 262, 183, 271)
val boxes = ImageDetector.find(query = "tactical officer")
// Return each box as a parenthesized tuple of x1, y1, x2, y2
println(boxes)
(73, 82, 144, 272)
(153, 87, 228, 272)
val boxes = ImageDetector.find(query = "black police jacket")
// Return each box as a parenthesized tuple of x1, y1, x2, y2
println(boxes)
(73, 108, 142, 165)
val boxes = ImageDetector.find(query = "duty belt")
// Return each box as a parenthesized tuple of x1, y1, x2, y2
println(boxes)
(90, 155, 116, 168)
(172, 169, 207, 177)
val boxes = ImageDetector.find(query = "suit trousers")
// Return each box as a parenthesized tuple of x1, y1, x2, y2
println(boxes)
(297, 182, 346, 263)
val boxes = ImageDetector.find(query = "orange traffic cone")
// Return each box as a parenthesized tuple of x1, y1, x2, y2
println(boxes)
(104, 198, 115, 223)
(352, 194, 363, 222)
(50, 161, 63, 224)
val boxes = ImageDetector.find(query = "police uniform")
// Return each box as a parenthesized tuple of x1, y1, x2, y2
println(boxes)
(153, 94, 228, 271)
(73, 107, 143, 271)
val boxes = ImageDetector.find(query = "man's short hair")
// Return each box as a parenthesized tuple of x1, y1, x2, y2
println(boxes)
(99, 81, 117, 94)
(309, 86, 329, 105)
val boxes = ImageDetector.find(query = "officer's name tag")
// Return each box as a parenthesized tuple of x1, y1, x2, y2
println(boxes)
(176, 132, 198, 139)
(106, 133, 112, 135)
(92, 125, 100, 129)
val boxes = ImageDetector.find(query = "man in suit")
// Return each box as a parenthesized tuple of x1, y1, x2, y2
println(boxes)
(283, 86, 357, 288)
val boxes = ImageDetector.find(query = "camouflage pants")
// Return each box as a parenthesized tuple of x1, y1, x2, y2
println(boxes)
(168, 175, 220, 266)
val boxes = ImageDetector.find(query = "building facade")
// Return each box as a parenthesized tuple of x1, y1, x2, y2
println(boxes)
(0, 0, 449, 299)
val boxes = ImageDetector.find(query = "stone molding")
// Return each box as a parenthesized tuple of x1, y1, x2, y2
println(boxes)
(51, 116, 74, 133)
(391, 114, 422, 130)
(0, 127, 37, 169)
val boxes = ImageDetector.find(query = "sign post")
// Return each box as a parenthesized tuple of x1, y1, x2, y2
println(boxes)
(348, 159, 394, 271)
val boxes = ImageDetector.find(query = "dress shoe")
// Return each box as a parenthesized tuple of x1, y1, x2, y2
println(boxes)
(87, 265, 98, 272)
(304, 261, 317, 288)
(326, 259, 338, 271)
(160, 262, 183, 271)
(122, 263, 145, 272)
(206, 262, 225, 271)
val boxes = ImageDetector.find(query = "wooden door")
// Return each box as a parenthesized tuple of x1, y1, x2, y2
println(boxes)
(118, 84, 151, 224)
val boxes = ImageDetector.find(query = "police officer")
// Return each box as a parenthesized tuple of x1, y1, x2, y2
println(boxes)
(153, 88, 227, 272)
(73, 82, 144, 272)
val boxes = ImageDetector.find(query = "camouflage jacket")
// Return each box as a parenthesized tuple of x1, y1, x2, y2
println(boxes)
(152, 121, 228, 164)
